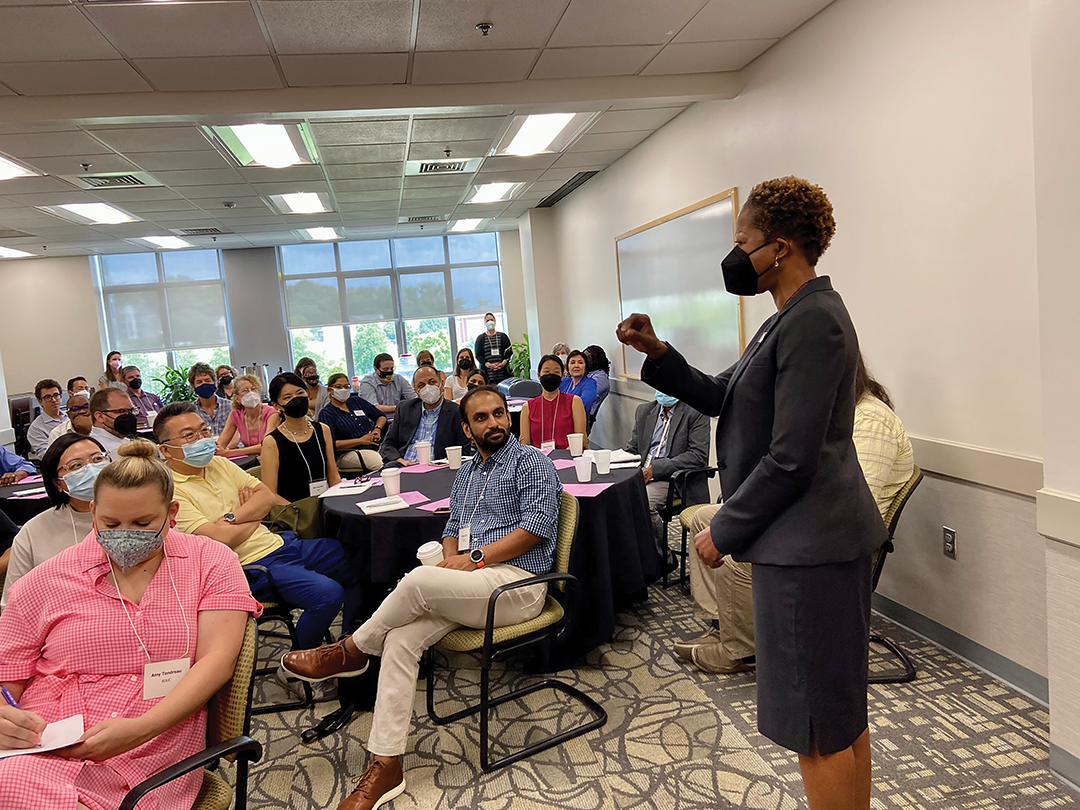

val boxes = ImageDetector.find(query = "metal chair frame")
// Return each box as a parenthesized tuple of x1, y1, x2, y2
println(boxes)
(656, 466, 717, 589)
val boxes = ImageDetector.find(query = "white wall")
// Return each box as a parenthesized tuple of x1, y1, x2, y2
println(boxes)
(0, 255, 103, 395)
(497, 230, 528, 343)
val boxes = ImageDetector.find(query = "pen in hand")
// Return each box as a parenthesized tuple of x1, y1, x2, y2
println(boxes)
(1, 684, 20, 710)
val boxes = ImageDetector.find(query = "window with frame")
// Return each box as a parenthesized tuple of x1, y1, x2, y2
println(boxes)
(280, 233, 505, 380)
(94, 250, 232, 394)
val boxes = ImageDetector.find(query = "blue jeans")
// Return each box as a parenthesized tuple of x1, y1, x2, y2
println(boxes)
(247, 534, 362, 649)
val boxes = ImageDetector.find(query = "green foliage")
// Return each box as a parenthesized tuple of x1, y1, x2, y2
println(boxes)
(508, 333, 531, 379)
(351, 322, 397, 373)
(290, 328, 347, 378)
(153, 366, 195, 405)
(405, 318, 452, 369)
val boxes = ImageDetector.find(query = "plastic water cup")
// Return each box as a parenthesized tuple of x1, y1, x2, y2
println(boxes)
(568, 433, 585, 456)
(446, 445, 462, 470)
(574, 456, 593, 482)
(417, 541, 443, 566)
(383, 467, 401, 496)
(146, 411, 158, 427)
(416, 441, 432, 465)
(594, 449, 611, 475)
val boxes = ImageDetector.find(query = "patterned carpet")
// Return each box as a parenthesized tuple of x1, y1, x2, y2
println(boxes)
(242, 582, 1080, 810)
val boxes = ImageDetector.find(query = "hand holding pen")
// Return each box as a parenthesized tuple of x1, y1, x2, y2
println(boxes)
(0, 684, 46, 749)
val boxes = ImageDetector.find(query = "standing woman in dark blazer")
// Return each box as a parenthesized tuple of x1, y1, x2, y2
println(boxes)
(618, 177, 885, 810)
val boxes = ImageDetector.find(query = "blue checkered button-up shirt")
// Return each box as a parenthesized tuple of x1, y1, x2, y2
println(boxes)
(444, 435, 561, 575)
(403, 405, 440, 462)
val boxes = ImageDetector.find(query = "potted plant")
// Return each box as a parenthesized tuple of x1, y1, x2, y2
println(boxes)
(508, 333, 531, 380)
(153, 367, 195, 404)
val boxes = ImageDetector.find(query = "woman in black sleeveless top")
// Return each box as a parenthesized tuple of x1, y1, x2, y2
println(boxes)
(260, 372, 340, 503)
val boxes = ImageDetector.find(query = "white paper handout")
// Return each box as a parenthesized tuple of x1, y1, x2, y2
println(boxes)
(318, 479, 374, 499)
(357, 496, 409, 515)
(610, 450, 641, 464)
(610, 462, 642, 470)
(0, 714, 85, 759)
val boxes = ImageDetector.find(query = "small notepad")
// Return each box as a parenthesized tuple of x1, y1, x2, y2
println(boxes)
(357, 496, 410, 515)
(0, 714, 84, 759)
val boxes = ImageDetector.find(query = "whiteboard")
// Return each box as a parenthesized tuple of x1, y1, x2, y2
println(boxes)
(616, 189, 744, 379)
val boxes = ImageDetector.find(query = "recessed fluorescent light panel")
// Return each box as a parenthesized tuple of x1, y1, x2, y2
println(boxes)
(267, 192, 333, 215)
(492, 112, 599, 157)
(139, 236, 192, 249)
(205, 123, 319, 169)
(0, 246, 34, 259)
(449, 218, 484, 232)
(39, 202, 141, 225)
(466, 182, 522, 205)
(0, 154, 39, 181)
(302, 227, 339, 241)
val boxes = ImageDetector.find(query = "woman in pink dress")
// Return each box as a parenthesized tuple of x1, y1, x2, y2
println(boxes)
(519, 354, 587, 451)
(0, 438, 261, 810)
(217, 374, 280, 459)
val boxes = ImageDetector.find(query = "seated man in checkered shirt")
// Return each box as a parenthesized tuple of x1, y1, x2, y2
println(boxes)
(281, 384, 561, 810)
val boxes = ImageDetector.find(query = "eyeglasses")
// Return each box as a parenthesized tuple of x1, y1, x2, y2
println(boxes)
(328, 384, 350, 391)
(59, 452, 111, 475)
(40, 393, 62, 402)
(102, 408, 138, 416)
(67, 404, 90, 415)
(166, 425, 213, 446)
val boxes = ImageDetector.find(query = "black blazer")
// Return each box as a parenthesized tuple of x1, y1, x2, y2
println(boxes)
(625, 400, 711, 506)
(642, 276, 886, 566)
(379, 398, 470, 464)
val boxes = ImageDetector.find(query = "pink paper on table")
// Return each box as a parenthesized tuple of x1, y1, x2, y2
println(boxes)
(562, 483, 613, 498)
(552, 458, 577, 470)
(539, 447, 554, 456)
(20, 475, 43, 484)
(417, 497, 452, 512)
(400, 464, 441, 474)
(397, 491, 431, 506)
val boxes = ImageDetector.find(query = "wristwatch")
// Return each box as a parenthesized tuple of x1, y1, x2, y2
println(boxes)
(469, 547, 486, 569)
(223, 512, 237, 524)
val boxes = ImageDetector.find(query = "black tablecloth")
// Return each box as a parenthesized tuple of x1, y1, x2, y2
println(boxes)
(322, 450, 660, 660)
(0, 479, 52, 525)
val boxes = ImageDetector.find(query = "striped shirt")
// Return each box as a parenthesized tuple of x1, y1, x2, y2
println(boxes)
(853, 394, 915, 518)
(195, 396, 232, 436)
(318, 395, 383, 448)
(444, 435, 561, 575)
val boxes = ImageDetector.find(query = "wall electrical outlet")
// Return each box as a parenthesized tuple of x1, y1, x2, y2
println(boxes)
(943, 526, 957, 559)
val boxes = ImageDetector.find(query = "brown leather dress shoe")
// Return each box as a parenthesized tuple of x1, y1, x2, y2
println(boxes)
(337, 758, 406, 810)
(280, 638, 369, 683)
(691, 642, 755, 675)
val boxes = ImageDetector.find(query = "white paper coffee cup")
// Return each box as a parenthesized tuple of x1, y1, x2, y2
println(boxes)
(383, 467, 401, 495)
(417, 540, 443, 566)
(574, 456, 593, 482)
(594, 449, 611, 475)
(568, 433, 584, 456)
(416, 441, 432, 465)
(446, 445, 462, 470)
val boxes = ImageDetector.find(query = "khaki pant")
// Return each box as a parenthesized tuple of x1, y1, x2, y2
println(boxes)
(645, 481, 671, 557)
(337, 448, 383, 473)
(688, 503, 756, 660)
(352, 563, 547, 756)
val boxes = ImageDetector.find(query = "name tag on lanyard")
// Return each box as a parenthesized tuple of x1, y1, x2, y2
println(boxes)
(309, 479, 329, 497)
(143, 658, 191, 700)
(458, 524, 471, 553)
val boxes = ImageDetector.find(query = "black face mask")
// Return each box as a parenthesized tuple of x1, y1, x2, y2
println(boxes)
(419, 360, 433, 367)
(378, 371, 394, 381)
(458, 358, 473, 370)
(467, 383, 481, 391)
(219, 375, 234, 387)
(112, 412, 138, 436)
(721, 241, 777, 297)
(128, 378, 142, 390)
(539, 373, 562, 393)
(283, 397, 309, 419)
(304, 376, 319, 387)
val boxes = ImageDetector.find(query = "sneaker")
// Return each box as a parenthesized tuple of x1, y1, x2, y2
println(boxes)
(337, 758, 406, 810)
(281, 638, 369, 683)
(691, 643, 756, 675)
(673, 628, 721, 661)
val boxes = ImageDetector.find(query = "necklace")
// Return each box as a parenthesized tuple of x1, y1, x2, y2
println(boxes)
(781, 278, 814, 309)
(281, 420, 312, 443)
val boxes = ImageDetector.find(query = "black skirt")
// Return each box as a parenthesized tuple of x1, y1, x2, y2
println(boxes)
(751, 554, 872, 757)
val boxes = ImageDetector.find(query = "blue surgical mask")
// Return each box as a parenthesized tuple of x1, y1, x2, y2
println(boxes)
(181, 437, 217, 468)
(95, 518, 168, 571)
(194, 382, 218, 399)
(655, 391, 679, 409)
(62, 460, 108, 502)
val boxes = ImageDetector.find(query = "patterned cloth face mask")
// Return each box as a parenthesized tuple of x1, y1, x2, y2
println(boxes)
(95, 516, 170, 571)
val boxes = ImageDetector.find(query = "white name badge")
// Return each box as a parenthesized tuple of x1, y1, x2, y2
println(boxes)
(353, 409, 366, 417)
(309, 479, 329, 497)
(541, 440, 555, 452)
(143, 658, 190, 700)
(458, 524, 471, 552)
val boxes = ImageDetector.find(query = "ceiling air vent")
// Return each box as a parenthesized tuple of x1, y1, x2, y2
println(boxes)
(61, 171, 163, 190)
(400, 215, 444, 223)
(172, 227, 232, 236)
(537, 171, 600, 208)
(404, 157, 483, 176)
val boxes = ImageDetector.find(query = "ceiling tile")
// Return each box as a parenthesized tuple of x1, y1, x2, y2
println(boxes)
(248, 180, 330, 195)
(326, 162, 403, 180)
(329, 189, 399, 202)
(401, 187, 466, 201)
(128, 151, 231, 172)
(181, 184, 259, 199)
(530, 46, 660, 79)
(474, 169, 543, 183)
(452, 203, 508, 217)
(151, 169, 245, 187)
(118, 200, 199, 214)
(541, 165, 608, 182)
(338, 202, 400, 213)
(568, 131, 650, 152)
(89, 126, 213, 153)
(0, 7, 121, 61)
(416, 0, 569, 51)
(194, 198, 267, 211)
(311, 120, 410, 147)
(329, 177, 401, 192)
(411, 116, 507, 143)
(321, 144, 406, 164)
(675, 0, 832, 42)
(479, 154, 559, 172)
(411, 50, 537, 85)
(239, 166, 326, 183)
(85, 2, 270, 58)
(551, 150, 624, 167)
(135, 56, 282, 92)
(588, 107, 685, 134)
(642, 40, 778, 74)
(0, 60, 151, 96)
(86, 187, 183, 202)
(0, 131, 113, 159)
(24, 154, 137, 176)
(408, 141, 492, 161)
(403, 173, 478, 188)
(279, 54, 407, 87)
(261, 1, 413, 54)
(549, 0, 704, 46)
(334, 191, 401, 203)
(5, 190, 100, 206)
(0, 82, 12, 96)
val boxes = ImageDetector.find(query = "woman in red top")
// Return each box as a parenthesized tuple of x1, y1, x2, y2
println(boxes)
(520, 354, 587, 451)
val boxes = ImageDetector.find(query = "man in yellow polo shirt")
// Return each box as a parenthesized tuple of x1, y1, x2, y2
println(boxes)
(154, 401, 361, 650)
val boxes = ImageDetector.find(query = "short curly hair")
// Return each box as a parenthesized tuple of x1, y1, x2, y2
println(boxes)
(745, 176, 836, 266)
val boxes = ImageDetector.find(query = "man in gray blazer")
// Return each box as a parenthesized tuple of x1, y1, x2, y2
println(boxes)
(625, 392, 711, 559)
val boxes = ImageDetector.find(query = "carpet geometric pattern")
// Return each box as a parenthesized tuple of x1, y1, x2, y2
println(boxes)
(243, 583, 1080, 809)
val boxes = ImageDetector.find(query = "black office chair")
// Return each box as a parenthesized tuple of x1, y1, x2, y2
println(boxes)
(869, 465, 924, 684)
(658, 467, 718, 589)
